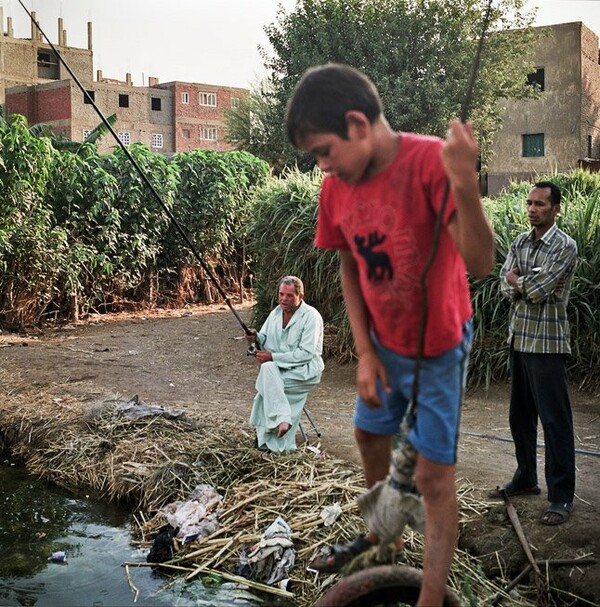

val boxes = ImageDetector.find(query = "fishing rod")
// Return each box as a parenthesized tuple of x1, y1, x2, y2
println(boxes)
(408, 0, 494, 425)
(17, 0, 253, 337)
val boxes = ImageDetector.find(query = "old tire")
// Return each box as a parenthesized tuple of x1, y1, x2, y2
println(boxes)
(315, 564, 462, 606)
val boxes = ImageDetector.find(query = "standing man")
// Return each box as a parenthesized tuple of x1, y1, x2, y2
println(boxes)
(492, 181, 577, 526)
(246, 276, 324, 454)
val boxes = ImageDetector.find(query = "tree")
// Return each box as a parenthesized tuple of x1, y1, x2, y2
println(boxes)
(225, 81, 296, 173)
(227, 0, 539, 169)
(28, 113, 118, 153)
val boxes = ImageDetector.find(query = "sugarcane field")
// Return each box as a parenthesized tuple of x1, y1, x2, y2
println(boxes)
(0, 301, 598, 606)
(3, 0, 600, 603)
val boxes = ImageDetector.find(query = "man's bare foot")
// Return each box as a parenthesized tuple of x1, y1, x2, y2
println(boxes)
(277, 422, 291, 437)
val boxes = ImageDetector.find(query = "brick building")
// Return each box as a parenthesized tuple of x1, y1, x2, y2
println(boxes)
(4, 13, 599, 175)
(486, 22, 600, 196)
(1, 11, 246, 154)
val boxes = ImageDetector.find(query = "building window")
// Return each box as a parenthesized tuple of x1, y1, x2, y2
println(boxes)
(200, 126, 217, 141)
(522, 133, 544, 157)
(182, 128, 191, 138)
(84, 90, 95, 104)
(151, 97, 162, 111)
(230, 96, 240, 109)
(119, 94, 129, 108)
(588, 135, 593, 158)
(199, 92, 217, 106)
(151, 133, 164, 149)
(37, 50, 59, 79)
(181, 92, 189, 104)
(118, 131, 131, 146)
(82, 129, 92, 140)
(527, 68, 545, 92)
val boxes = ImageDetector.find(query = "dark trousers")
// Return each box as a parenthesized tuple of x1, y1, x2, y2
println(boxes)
(509, 347, 575, 504)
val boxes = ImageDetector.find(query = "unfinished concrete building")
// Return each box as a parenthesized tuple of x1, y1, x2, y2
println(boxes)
(486, 22, 600, 196)
(1, 11, 245, 154)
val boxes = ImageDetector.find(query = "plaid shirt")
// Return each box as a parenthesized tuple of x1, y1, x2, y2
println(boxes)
(500, 223, 577, 354)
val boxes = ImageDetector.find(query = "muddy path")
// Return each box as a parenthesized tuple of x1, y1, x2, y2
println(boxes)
(1, 302, 598, 602)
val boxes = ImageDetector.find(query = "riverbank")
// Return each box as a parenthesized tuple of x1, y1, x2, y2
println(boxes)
(1, 303, 598, 604)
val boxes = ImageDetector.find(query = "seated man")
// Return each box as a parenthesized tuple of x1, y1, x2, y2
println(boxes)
(246, 276, 324, 453)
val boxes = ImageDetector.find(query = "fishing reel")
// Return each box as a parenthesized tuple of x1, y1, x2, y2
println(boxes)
(245, 330, 260, 356)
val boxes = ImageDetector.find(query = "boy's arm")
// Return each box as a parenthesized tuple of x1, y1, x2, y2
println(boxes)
(442, 120, 495, 279)
(340, 250, 389, 407)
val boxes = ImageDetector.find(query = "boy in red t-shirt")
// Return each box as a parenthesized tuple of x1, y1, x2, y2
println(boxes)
(285, 64, 494, 606)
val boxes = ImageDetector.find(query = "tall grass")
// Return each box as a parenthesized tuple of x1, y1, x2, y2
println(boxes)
(249, 169, 600, 392)
(0, 112, 269, 328)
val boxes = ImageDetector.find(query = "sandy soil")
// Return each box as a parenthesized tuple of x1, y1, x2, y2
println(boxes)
(1, 301, 598, 603)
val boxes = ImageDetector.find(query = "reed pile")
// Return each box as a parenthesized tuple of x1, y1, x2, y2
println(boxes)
(0, 369, 537, 606)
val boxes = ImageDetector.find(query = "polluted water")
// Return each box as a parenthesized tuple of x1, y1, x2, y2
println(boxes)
(0, 463, 259, 606)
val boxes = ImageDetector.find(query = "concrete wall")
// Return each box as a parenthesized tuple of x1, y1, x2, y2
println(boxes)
(581, 25, 600, 159)
(0, 15, 93, 105)
(70, 83, 174, 154)
(487, 22, 594, 196)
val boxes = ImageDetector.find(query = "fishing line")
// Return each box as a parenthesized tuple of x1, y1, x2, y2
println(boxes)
(408, 0, 494, 426)
(17, 0, 253, 336)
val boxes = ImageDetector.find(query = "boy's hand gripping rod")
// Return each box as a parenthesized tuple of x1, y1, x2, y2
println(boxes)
(18, 0, 254, 339)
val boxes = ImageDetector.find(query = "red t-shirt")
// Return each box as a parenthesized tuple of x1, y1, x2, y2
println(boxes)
(315, 132, 472, 357)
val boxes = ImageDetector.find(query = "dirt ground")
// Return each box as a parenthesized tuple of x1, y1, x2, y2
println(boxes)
(1, 301, 598, 604)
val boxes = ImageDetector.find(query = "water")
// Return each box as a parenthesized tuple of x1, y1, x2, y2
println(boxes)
(0, 465, 257, 607)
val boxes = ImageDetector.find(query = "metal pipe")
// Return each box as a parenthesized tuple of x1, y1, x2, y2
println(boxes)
(463, 431, 600, 458)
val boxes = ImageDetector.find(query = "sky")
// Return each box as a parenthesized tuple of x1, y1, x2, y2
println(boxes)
(1, 0, 600, 89)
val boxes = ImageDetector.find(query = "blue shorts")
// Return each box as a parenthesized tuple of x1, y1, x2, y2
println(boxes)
(353, 319, 472, 465)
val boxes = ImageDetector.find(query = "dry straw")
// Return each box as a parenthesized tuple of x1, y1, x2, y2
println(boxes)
(0, 369, 538, 606)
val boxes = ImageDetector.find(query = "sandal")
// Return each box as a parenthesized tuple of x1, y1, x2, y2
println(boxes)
(541, 502, 572, 526)
(307, 535, 373, 573)
(488, 482, 541, 499)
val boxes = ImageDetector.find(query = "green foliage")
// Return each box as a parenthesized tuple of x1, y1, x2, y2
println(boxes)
(169, 149, 267, 264)
(228, 0, 538, 169)
(28, 113, 117, 152)
(0, 114, 56, 199)
(0, 113, 268, 328)
(224, 82, 291, 173)
(100, 143, 177, 296)
(0, 113, 69, 327)
(44, 147, 119, 313)
(247, 168, 599, 390)
(166, 149, 269, 301)
(2, 107, 597, 393)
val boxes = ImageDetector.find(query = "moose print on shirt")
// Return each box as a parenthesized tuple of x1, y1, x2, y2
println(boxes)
(354, 231, 393, 281)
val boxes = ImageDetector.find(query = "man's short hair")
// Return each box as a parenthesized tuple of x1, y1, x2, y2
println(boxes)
(285, 63, 382, 147)
(534, 181, 562, 206)
(279, 275, 304, 297)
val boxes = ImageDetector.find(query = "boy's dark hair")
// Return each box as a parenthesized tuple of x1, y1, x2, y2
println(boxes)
(534, 180, 562, 205)
(285, 63, 383, 147)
